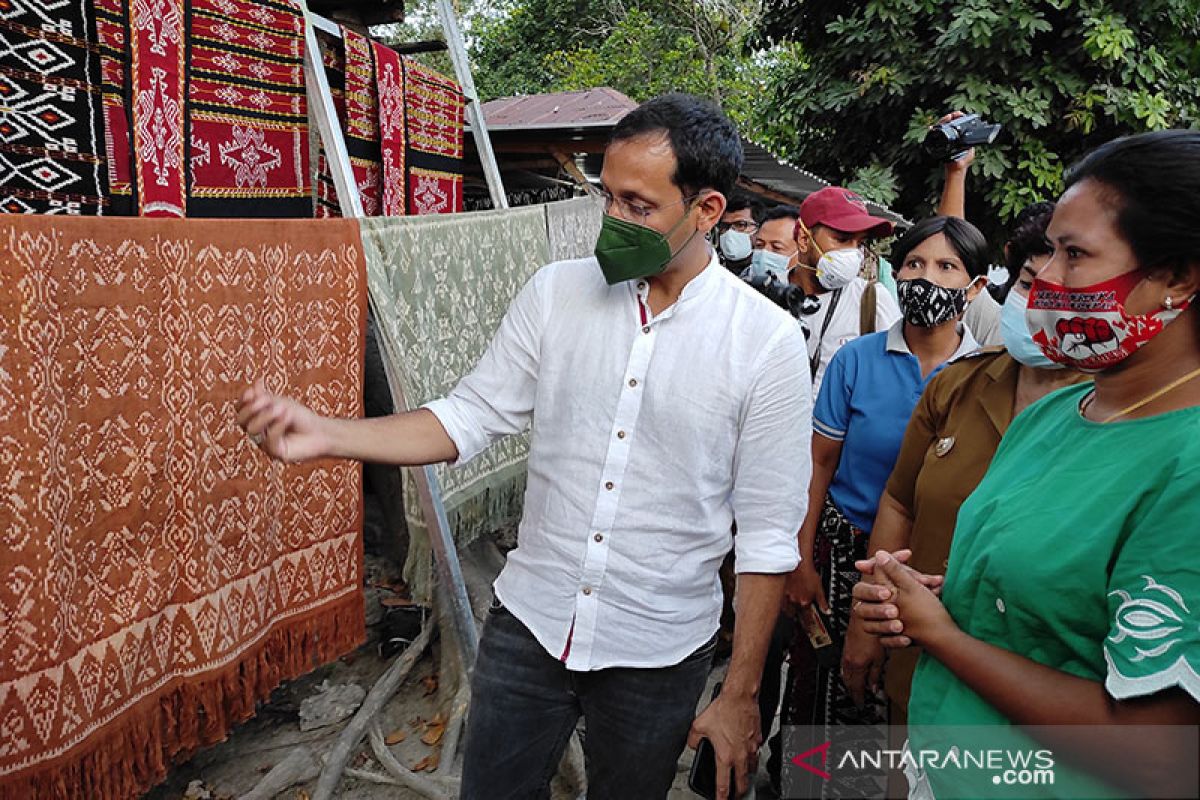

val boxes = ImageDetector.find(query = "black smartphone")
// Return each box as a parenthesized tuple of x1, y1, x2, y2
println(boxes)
(688, 683, 736, 799)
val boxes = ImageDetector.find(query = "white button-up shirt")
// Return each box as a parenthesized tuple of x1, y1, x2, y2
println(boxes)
(426, 253, 812, 670)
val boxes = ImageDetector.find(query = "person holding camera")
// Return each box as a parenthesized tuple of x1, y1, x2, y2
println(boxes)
(933, 111, 1005, 346)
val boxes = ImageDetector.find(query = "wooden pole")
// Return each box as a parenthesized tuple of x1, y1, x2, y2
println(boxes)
(434, 0, 508, 209)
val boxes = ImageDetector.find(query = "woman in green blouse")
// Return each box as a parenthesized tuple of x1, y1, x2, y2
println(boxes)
(853, 130, 1200, 799)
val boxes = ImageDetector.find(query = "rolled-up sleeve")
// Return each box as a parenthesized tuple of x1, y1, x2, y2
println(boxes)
(424, 267, 547, 466)
(730, 325, 812, 574)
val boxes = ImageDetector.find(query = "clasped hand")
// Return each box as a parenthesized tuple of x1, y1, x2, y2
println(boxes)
(850, 549, 954, 649)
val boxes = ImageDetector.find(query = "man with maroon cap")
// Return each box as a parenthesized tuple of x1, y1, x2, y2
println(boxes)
(788, 187, 901, 391)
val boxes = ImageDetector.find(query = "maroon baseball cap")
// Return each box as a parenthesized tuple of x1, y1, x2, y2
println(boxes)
(798, 187, 894, 238)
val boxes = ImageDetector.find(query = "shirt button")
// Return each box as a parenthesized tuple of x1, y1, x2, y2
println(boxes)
(594, 533, 604, 543)
(605, 481, 614, 491)
(628, 378, 638, 388)
(582, 587, 592, 596)
(642, 325, 650, 334)
(616, 430, 626, 439)
(996, 598, 1006, 614)
(637, 282, 646, 290)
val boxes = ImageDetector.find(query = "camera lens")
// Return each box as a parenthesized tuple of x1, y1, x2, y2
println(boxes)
(922, 125, 955, 158)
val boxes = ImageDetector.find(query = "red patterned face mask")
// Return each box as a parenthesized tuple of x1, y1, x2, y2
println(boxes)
(1026, 269, 1192, 373)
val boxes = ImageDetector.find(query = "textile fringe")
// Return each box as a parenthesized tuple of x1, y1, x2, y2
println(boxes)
(403, 466, 527, 605)
(0, 595, 364, 800)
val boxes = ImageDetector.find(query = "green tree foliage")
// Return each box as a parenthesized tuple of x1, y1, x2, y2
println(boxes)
(755, 0, 1200, 238)
(470, 0, 769, 132)
(470, 0, 615, 99)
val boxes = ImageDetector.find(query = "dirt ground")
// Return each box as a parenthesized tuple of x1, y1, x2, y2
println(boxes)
(145, 639, 778, 800)
(145, 534, 779, 800)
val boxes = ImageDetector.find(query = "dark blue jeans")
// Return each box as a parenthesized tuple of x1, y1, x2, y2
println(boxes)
(460, 602, 716, 800)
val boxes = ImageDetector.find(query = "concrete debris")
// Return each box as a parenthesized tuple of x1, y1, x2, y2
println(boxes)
(299, 681, 367, 732)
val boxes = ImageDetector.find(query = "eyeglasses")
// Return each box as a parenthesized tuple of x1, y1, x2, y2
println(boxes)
(718, 219, 759, 235)
(600, 189, 700, 224)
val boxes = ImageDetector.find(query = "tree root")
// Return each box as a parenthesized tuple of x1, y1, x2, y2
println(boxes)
(367, 720, 459, 799)
(343, 766, 401, 786)
(435, 683, 470, 776)
(309, 620, 436, 800)
(239, 744, 321, 800)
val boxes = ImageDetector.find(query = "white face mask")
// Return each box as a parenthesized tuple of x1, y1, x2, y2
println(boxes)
(815, 248, 863, 290)
(749, 248, 795, 283)
(718, 229, 752, 261)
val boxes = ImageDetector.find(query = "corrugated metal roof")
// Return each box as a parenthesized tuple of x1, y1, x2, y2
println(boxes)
(481, 88, 638, 130)
(741, 139, 910, 226)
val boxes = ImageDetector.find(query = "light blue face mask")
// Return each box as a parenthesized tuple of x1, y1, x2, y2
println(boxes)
(1001, 287, 1062, 369)
(719, 229, 753, 261)
(748, 248, 794, 283)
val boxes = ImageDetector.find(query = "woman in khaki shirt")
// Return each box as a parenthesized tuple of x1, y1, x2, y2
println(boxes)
(839, 203, 1086, 719)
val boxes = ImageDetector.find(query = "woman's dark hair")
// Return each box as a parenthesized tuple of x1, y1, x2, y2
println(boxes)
(1004, 201, 1055, 287)
(890, 215, 989, 279)
(610, 93, 743, 201)
(1065, 129, 1200, 277)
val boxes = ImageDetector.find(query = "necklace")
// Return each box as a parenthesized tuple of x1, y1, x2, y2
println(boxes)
(1081, 364, 1200, 423)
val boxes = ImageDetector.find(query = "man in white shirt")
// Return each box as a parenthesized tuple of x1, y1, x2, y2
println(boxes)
(237, 93, 812, 800)
(746, 191, 902, 394)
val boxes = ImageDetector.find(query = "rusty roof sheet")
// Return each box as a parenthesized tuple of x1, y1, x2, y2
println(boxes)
(481, 88, 637, 130)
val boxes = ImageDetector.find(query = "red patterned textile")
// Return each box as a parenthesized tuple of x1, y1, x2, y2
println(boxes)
(343, 28, 381, 216)
(128, 0, 186, 217)
(0, 214, 366, 799)
(94, 0, 135, 215)
(408, 166, 462, 215)
(186, 0, 311, 217)
(372, 41, 405, 216)
(401, 57, 464, 215)
(314, 28, 387, 218)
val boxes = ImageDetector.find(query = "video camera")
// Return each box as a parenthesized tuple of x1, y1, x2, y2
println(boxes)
(743, 274, 813, 320)
(923, 113, 1002, 162)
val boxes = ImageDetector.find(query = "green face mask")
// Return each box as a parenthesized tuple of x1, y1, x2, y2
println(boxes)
(593, 203, 699, 285)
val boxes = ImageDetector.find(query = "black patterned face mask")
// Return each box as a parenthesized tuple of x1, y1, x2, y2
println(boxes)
(896, 278, 969, 328)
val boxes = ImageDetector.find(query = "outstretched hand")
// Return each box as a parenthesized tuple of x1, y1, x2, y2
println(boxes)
(235, 378, 330, 463)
